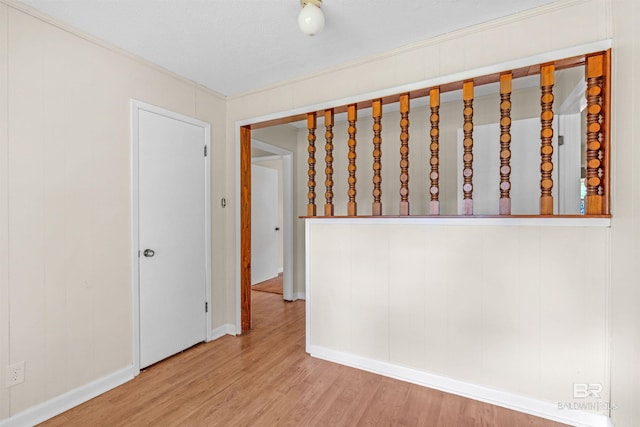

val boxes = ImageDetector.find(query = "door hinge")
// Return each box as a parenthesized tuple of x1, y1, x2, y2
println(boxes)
(204, 145, 208, 157)
(205, 302, 208, 313)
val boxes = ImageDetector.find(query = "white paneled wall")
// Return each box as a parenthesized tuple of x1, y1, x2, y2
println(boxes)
(307, 221, 609, 422)
(0, 3, 227, 422)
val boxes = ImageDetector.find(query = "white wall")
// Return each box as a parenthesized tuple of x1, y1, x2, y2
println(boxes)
(0, 1, 227, 421)
(307, 220, 609, 415)
(610, 1, 640, 426)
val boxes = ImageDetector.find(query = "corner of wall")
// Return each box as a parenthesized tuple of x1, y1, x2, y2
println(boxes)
(609, 1, 640, 426)
(0, 1, 11, 421)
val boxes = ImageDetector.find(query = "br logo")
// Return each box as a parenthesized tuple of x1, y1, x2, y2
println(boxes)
(573, 383, 603, 399)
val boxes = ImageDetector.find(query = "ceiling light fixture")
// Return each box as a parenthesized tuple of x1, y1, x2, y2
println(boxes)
(298, 0, 325, 36)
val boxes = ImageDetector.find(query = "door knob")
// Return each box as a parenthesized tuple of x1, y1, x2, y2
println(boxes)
(143, 249, 155, 257)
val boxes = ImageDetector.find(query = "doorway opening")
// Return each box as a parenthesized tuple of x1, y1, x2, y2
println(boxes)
(238, 126, 296, 332)
(251, 139, 294, 302)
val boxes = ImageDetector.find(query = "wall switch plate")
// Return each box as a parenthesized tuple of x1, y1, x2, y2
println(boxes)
(6, 361, 25, 387)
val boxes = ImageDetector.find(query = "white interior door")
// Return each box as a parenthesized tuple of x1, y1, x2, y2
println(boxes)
(251, 164, 279, 285)
(138, 108, 207, 368)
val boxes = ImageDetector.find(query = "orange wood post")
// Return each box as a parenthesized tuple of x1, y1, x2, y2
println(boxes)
(347, 104, 358, 216)
(240, 126, 252, 332)
(499, 73, 513, 215)
(585, 53, 606, 215)
(399, 93, 410, 216)
(372, 99, 383, 216)
(324, 109, 335, 216)
(306, 112, 317, 216)
(540, 64, 555, 215)
(462, 81, 474, 215)
(429, 88, 441, 215)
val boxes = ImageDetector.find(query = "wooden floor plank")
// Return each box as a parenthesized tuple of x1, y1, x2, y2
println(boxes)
(39, 291, 567, 426)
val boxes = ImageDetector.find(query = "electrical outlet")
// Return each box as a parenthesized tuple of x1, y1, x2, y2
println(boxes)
(6, 361, 25, 387)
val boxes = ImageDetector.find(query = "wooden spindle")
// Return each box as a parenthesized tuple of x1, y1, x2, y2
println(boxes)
(462, 81, 474, 215)
(371, 99, 383, 216)
(585, 54, 605, 215)
(324, 109, 335, 216)
(499, 73, 513, 215)
(306, 112, 317, 216)
(540, 64, 555, 215)
(399, 94, 410, 216)
(347, 104, 357, 216)
(429, 88, 440, 215)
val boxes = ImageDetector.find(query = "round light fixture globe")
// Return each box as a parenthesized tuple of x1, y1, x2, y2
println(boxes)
(298, 0, 325, 36)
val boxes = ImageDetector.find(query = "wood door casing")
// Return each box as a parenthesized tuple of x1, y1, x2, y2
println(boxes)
(240, 126, 251, 332)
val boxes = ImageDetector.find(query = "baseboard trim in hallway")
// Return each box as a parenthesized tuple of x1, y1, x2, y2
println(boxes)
(0, 366, 134, 427)
(308, 344, 612, 427)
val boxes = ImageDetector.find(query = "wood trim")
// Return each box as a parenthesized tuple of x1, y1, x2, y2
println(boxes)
(499, 73, 513, 215)
(372, 99, 383, 216)
(324, 109, 335, 216)
(539, 64, 555, 215)
(429, 88, 440, 215)
(347, 104, 358, 216)
(300, 214, 611, 220)
(306, 113, 317, 217)
(399, 93, 410, 216)
(585, 54, 604, 215)
(240, 126, 252, 332)
(462, 81, 474, 215)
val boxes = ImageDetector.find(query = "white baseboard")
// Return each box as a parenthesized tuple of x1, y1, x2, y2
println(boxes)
(293, 292, 305, 301)
(0, 366, 134, 427)
(208, 323, 236, 341)
(308, 345, 611, 427)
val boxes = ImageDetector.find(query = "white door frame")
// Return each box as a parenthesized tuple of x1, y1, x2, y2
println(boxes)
(130, 100, 212, 374)
(250, 139, 294, 302)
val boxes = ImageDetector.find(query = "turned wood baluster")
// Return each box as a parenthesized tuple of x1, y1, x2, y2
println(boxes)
(585, 54, 605, 215)
(462, 81, 474, 215)
(347, 104, 358, 216)
(324, 109, 335, 216)
(499, 73, 513, 215)
(306, 112, 317, 216)
(372, 99, 383, 216)
(399, 94, 410, 216)
(540, 64, 555, 215)
(429, 88, 441, 215)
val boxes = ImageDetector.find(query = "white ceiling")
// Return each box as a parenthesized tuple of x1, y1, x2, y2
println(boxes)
(18, 0, 561, 97)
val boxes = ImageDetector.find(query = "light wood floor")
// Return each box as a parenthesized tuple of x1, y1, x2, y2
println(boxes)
(252, 273, 284, 295)
(40, 291, 567, 426)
